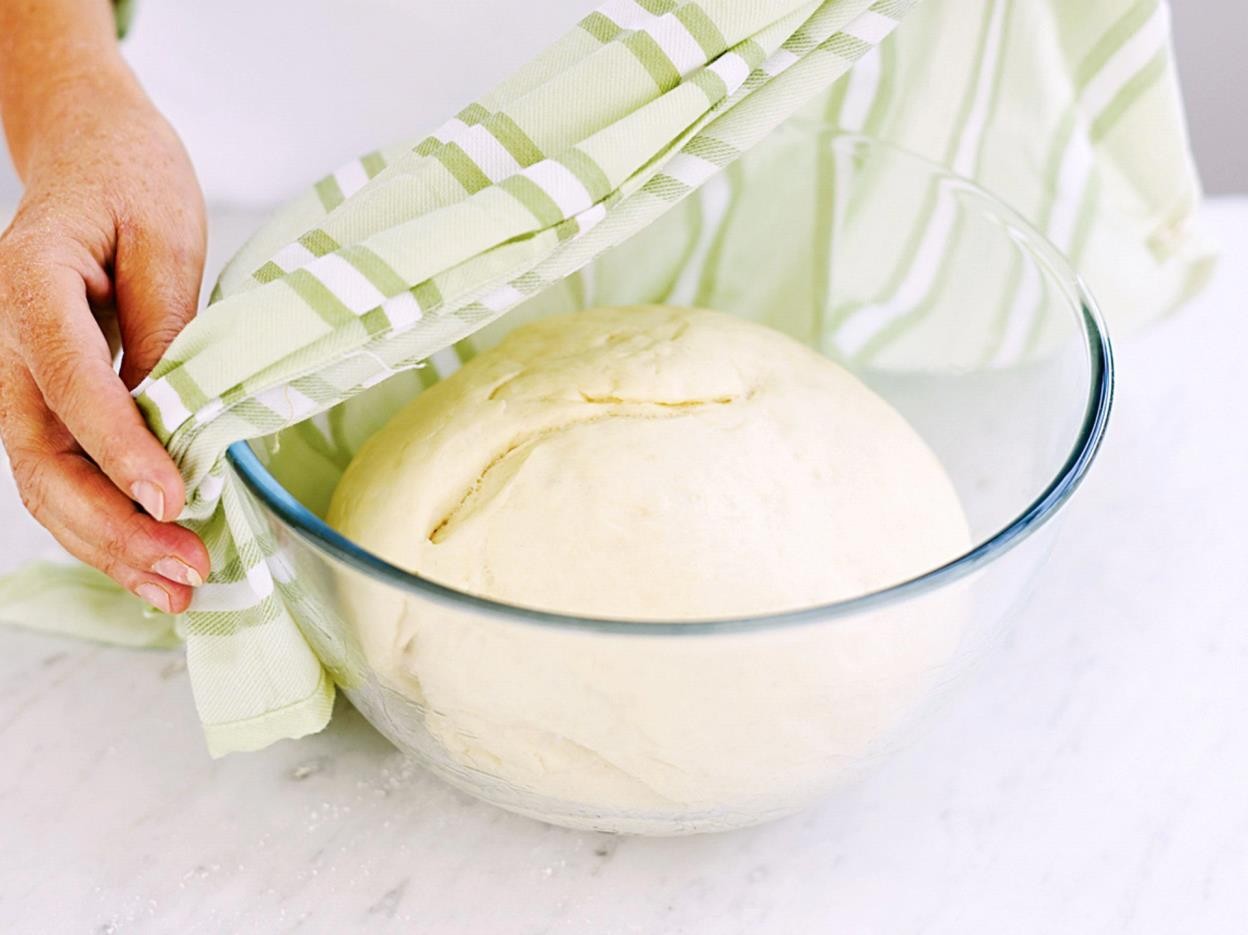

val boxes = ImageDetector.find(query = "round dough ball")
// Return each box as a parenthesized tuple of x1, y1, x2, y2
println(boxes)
(326, 306, 971, 830)
(329, 305, 968, 618)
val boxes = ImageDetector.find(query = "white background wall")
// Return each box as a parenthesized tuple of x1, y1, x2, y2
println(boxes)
(1170, 0, 1248, 194)
(0, 0, 1244, 206)
(0, 0, 588, 207)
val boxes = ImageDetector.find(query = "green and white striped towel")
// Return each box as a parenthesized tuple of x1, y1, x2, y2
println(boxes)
(809, 0, 1213, 366)
(2, 0, 1210, 755)
(157, 0, 919, 755)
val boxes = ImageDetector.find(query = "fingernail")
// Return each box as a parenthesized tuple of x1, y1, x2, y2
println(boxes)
(153, 557, 204, 587)
(131, 481, 166, 520)
(136, 583, 173, 614)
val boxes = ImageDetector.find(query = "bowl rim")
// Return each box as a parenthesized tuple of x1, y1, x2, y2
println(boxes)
(226, 132, 1115, 637)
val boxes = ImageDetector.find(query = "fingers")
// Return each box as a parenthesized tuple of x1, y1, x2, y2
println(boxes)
(0, 356, 209, 612)
(14, 264, 188, 522)
(34, 451, 206, 612)
(114, 208, 205, 390)
(52, 512, 196, 615)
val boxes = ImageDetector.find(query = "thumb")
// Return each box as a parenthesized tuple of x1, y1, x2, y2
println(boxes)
(114, 215, 206, 391)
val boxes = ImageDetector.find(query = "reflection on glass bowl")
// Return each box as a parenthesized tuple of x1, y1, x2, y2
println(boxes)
(227, 132, 1113, 835)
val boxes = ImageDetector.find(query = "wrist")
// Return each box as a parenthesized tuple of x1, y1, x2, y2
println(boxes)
(0, 1, 135, 179)
(15, 58, 149, 184)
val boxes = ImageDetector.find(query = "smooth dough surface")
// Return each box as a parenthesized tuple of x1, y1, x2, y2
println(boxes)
(329, 305, 968, 618)
(327, 306, 972, 828)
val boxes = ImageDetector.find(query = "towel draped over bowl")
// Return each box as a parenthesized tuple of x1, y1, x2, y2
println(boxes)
(0, 0, 1211, 755)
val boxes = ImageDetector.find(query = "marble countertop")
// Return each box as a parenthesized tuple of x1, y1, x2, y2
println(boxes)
(1, 200, 1245, 933)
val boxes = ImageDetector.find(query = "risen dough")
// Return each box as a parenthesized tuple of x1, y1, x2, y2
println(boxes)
(330, 305, 967, 618)
(327, 306, 971, 830)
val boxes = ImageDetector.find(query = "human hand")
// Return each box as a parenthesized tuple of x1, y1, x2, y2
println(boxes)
(0, 28, 209, 613)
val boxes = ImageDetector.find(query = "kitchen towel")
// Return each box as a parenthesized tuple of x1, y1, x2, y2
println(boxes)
(1, 0, 1210, 755)
(34, 0, 917, 755)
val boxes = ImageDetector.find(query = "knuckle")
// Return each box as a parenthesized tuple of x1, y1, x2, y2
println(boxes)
(129, 322, 186, 365)
(30, 342, 87, 411)
(90, 420, 135, 464)
(94, 550, 133, 590)
(100, 514, 150, 565)
(11, 451, 51, 519)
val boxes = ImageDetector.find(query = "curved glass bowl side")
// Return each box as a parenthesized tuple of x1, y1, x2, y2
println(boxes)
(224, 135, 1114, 637)
(217, 131, 1116, 834)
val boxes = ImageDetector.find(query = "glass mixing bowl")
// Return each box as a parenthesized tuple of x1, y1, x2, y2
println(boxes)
(227, 132, 1113, 835)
